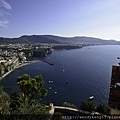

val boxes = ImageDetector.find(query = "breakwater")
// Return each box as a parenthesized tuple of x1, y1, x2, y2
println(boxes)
(42, 60, 54, 65)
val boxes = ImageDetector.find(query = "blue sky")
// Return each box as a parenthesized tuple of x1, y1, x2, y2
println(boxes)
(0, 0, 120, 40)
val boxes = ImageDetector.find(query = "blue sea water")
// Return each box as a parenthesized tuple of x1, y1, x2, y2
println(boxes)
(1, 45, 120, 108)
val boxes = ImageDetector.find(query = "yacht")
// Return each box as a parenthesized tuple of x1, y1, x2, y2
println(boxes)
(89, 96, 94, 100)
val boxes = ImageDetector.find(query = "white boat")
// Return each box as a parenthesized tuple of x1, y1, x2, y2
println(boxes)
(89, 96, 94, 100)
(49, 80, 53, 83)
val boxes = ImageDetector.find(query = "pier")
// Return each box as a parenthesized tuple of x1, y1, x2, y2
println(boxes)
(42, 60, 54, 65)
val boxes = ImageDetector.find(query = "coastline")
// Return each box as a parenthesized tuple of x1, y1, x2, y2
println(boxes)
(0, 60, 42, 81)
(16, 60, 42, 69)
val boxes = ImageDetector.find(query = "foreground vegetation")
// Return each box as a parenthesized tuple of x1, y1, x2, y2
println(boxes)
(63, 102, 77, 109)
(80, 100, 110, 115)
(0, 73, 110, 120)
(0, 74, 50, 120)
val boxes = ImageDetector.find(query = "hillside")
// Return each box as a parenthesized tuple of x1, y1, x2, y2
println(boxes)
(0, 35, 120, 45)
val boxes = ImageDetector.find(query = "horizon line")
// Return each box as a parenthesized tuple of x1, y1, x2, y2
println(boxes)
(0, 34, 118, 41)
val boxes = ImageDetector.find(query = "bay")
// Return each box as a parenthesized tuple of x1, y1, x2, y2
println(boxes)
(1, 45, 120, 108)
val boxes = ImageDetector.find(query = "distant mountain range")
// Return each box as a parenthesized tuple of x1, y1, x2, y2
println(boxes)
(0, 35, 120, 45)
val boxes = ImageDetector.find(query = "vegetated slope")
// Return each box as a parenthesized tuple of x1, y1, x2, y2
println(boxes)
(19, 35, 61, 44)
(0, 35, 120, 45)
(71, 36, 120, 44)
(0, 37, 30, 44)
(19, 35, 120, 45)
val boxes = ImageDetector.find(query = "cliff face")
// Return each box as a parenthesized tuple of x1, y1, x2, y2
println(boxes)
(0, 35, 120, 45)
(22, 48, 52, 58)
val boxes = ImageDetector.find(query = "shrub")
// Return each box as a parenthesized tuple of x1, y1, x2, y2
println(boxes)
(63, 102, 77, 109)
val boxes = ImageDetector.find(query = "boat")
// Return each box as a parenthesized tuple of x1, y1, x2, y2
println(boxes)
(49, 80, 53, 83)
(49, 87, 51, 90)
(89, 96, 94, 100)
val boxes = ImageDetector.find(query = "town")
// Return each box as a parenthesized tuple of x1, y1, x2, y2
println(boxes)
(0, 43, 52, 78)
(0, 43, 83, 79)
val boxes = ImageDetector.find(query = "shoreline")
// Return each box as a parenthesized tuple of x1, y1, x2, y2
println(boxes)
(0, 60, 42, 81)
(16, 60, 42, 69)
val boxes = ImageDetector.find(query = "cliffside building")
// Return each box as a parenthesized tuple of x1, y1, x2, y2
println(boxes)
(109, 61, 120, 111)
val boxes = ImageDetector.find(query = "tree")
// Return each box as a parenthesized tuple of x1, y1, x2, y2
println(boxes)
(10, 74, 50, 119)
(80, 100, 96, 112)
(0, 74, 50, 119)
(17, 74, 48, 102)
(0, 86, 10, 114)
(96, 103, 110, 115)
(13, 100, 49, 115)
(10, 92, 20, 113)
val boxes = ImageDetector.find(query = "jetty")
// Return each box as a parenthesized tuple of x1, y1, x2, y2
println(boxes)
(42, 60, 54, 65)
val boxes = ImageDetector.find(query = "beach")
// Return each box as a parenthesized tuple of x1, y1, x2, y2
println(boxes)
(0, 60, 42, 81)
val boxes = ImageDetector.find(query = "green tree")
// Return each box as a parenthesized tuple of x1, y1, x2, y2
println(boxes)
(10, 74, 50, 119)
(0, 74, 50, 119)
(96, 103, 110, 115)
(10, 92, 20, 113)
(17, 74, 48, 102)
(13, 100, 49, 115)
(0, 86, 10, 114)
(80, 100, 96, 112)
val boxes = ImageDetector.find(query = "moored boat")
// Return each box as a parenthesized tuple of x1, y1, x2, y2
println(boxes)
(89, 96, 94, 100)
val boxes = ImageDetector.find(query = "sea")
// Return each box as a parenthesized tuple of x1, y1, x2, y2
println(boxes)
(1, 45, 120, 108)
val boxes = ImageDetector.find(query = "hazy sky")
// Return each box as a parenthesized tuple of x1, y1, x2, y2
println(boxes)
(0, 0, 120, 40)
